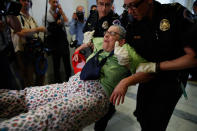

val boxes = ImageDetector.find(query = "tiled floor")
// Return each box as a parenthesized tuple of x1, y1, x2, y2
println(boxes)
(83, 82, 197, 131)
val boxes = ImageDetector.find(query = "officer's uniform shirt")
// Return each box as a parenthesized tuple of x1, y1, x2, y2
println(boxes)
(127, 2, 197, 128)
(83, 10, 119, 37)
(126, 1, 196, 63)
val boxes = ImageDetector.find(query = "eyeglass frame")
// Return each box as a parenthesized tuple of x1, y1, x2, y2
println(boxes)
(104, 31, 124, 38)
(123, 0, 145, 10)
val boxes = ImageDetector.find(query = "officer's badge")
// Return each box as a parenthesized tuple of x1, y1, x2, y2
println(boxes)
(102, 21, 109, 29)
(160, 19, 170, 31)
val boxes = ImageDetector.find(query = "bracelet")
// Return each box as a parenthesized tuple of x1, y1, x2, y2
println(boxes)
(156, 62, 160, 73)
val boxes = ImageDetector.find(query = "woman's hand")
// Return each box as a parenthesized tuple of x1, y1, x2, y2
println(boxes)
(110, 79, 128, 106)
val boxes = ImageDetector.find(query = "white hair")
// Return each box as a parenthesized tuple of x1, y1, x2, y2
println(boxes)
(111, 25, 126, 39)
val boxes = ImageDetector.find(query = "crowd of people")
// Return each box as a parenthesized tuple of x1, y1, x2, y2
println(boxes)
(0, 0, 197, 131)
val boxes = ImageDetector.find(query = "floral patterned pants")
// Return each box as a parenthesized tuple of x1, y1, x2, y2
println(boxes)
(0, 73, 109, 131)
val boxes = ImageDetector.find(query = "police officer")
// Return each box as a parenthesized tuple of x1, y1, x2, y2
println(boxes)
(83, 0, 119, 37)
(83, 0, 119, 131)
(115, 0, 197, 131)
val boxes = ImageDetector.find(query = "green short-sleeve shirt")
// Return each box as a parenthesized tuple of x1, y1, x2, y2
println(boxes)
(87, 38, 146, 97)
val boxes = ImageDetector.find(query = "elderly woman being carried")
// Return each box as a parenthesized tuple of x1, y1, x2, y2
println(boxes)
(0, 25, 152, 131)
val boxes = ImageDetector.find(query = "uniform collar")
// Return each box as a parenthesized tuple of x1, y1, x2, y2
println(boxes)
(152, 1, 162, 23)
(99, 10, 115, 21)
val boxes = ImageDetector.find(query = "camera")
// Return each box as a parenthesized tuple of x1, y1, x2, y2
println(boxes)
(76, 11, 84, 22)
(24, 38, 50, 58)
(0, 0, 22, 16)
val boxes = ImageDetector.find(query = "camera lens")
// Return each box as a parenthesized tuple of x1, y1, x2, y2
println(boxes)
(76, 12, 84, 21)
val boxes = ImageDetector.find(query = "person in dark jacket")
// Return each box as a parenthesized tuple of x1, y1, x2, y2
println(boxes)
(111, 0, 197, 130)
(46, 0, 71, 83)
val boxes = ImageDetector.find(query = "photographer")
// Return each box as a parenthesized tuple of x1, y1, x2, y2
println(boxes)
(14, 0, 47, 88)
(69, 5, 86, 48)
(45, 0, 71, 83)
(0, 0, 22, 89)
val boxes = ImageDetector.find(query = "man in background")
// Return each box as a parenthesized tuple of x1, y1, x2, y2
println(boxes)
(45, 0, 71, 83)
(69, 5, 86, 48)
(124, 0, 197, 130)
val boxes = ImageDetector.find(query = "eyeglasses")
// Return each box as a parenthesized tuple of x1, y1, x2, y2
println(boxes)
(98, 2, 112, 7)
(123, 0, 144, 10)
(104, 31, 122, 37)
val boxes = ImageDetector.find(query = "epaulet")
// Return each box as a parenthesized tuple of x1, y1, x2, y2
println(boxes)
(170, 3, 183, 12)
(162, 2, 184, 13)
(161, 2, 188, 20)
(169, 3, 194, 23)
